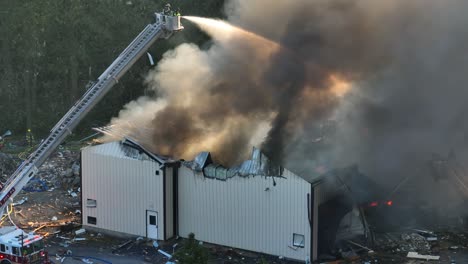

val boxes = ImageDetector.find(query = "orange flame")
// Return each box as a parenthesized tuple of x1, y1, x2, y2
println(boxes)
(329, 74, 351, 97)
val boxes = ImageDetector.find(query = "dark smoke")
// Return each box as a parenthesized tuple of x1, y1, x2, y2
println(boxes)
(107, 0, 468, 219)
(260, 49, 307, 164)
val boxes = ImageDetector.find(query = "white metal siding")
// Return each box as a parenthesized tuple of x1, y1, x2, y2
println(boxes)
(82, 142, 165, 239)
(178, 166, 312, 261)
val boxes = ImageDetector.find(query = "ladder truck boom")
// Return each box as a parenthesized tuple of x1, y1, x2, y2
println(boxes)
(0, 13, 183, 217)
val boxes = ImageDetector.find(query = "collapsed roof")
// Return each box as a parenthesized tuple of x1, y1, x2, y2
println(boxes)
(183, 147, 286, 180)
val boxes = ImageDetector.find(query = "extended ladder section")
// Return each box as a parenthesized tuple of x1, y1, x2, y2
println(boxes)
(0, 14, 183, 214)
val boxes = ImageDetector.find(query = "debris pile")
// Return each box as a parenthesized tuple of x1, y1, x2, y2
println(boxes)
(111, 236, 162, 262)
(0, 149, 80, 190)
(33, 150, 81, 190)
(0, 152, 19, 180)
(355, 229, 468, 263)
(10, 189, 81, 235)
(5, 150, 82, 237)
(375, 232, 432, 254)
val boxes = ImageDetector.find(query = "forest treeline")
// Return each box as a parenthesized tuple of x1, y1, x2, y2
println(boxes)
(0, 0, 224, 138)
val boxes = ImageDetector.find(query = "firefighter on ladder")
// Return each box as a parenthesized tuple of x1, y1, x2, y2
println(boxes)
(163, 3, 172, 15)
(26, 128, 34, 147)
(163, 3, 181, 16)
(173, 8, 181, 16)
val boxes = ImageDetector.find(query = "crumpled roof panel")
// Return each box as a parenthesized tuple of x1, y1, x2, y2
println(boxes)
(122, 138, 170, 164)
(189, 151, 211, 172)
(183, 147, 284, 180)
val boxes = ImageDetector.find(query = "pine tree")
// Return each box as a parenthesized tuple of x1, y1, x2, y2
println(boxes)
(173, 233, 209, 264)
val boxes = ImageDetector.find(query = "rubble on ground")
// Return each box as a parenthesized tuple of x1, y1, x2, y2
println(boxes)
(0, 152, 19, 180)
(375, 232, 432, 254)
(33, 150, 81, 190)
(3, 149, 82, 237)
(111, 236, 298, 264)
(330, 228, 468, 263)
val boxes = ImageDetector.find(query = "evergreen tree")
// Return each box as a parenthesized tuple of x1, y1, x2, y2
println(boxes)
(173, 233, 209, 264)
(0, 0, 225, 137)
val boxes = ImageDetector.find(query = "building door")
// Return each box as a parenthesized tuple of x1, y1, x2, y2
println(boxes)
(147, 210, 158, 239)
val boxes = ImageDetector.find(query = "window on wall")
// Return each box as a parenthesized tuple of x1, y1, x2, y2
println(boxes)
(155, 170, 160, 176)
(149, 215, 156, 226)
(293, 233, 305, 248)
(86, 199, 97, 208)
(88, 216, 97, 225)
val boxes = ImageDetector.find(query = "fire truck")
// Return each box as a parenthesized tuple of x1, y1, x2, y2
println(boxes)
(0, 12, 183, 264)
(0, 227, 46, 264)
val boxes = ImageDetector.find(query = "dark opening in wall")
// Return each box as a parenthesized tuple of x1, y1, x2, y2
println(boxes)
(88, 216, 97, 225)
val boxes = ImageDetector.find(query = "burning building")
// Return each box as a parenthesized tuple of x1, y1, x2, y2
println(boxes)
(177, 148, 316, 261)
(102, 1, 468, 224)
(86, 0, 468, 261)
(80, 139, 369, 262)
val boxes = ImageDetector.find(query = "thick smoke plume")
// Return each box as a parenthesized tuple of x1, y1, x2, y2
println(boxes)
(107, 0, 468, 218)
(105, 0, 357, 165)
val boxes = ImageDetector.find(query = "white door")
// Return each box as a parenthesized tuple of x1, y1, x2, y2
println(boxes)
(147, 210, 158, 239)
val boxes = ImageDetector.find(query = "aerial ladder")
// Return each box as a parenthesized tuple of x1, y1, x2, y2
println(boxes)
(0, 12, 182, 227)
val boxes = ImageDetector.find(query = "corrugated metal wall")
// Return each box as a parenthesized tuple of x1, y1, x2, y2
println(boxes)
(81, 142, 165, 239)
(178, 165, 312, 261)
